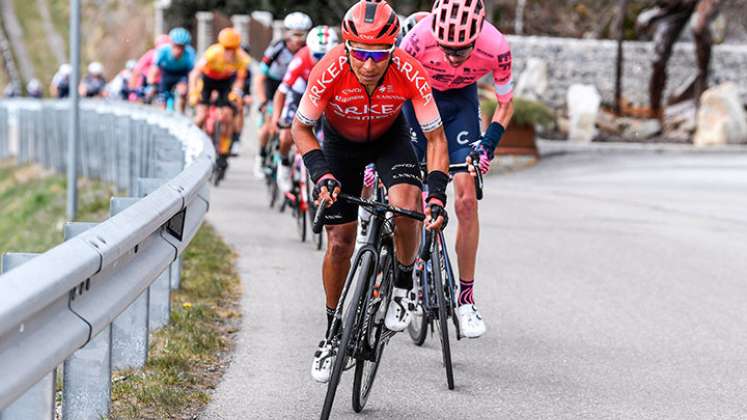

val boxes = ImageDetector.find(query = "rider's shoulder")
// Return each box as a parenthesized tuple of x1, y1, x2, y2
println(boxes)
(476, 22, 510, 56)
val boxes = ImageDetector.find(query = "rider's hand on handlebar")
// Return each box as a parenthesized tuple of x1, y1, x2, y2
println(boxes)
(468, 143, 491, 175)
(313, 174, 341, 207)
(424, 198, 448, 231)
(258, 100, 269, 114)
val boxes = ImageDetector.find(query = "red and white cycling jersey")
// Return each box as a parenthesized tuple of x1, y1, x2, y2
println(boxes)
(280, 46, 314, 94)
(296, 44, 442, 142)
(401, 15, 513, 103)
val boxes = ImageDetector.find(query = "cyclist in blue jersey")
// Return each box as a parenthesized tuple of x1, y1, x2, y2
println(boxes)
(153, 27, 195, 112)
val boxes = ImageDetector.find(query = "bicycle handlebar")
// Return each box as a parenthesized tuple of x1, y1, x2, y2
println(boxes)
(312, 193, 426, 235)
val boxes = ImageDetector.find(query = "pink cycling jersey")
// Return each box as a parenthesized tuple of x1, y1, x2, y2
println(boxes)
(132, 48, 160, 86)
(401, 15, 513, 103)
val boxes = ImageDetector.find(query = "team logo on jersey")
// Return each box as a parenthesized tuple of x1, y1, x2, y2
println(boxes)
(390, 56, 433, 105)
(308, 55, 348, 106)
(456, 131, 471, 145)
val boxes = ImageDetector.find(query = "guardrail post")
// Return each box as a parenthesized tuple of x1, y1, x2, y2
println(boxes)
(62, 222, 111, 420)
(0, 253, 56, 420)
(136, 178, 173, 331)
(108, 198, 150, 370)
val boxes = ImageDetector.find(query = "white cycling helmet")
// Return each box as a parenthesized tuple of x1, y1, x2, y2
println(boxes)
(88, 62, 104, 75)
(59, 63, 71, 76)
(284, 12, 312, 31)
(307, 26, 339, 60)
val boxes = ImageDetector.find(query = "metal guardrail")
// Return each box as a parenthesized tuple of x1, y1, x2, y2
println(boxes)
(0, 99, 215, 419)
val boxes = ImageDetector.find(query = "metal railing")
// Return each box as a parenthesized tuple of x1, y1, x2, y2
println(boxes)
(0, 99, 215, 420)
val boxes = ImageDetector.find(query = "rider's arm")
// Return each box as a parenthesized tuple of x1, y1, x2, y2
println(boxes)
(484, 42, 515, 154)
(272, 87, 287, 126)
(189, 58, 207, 91)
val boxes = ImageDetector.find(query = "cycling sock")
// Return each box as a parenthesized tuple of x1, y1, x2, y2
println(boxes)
(394, 261, 414, 290)
(260, 147, 268, 158)
(459, 279, 475, 306)
(325, 306, 335, 335)
(281, 155, 291, 166)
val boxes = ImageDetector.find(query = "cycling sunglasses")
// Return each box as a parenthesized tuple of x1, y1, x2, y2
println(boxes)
(346, 42, 394, 63)
(312, 52, 325, 61)
(439, 43, 475, 57)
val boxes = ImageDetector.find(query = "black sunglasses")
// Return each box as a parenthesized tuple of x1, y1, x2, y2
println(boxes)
(439, 43, 475, 57)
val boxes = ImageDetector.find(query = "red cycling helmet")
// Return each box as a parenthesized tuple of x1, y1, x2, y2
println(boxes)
(342, 0, 400, 46)
(431, 0, 486, 48)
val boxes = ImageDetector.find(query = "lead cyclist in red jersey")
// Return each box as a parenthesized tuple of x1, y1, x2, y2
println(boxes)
(401, 0, 515, 339)
(292, 0, 451, 383)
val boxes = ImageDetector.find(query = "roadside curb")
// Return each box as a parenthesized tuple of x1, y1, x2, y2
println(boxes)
(537, 139, 747, 157)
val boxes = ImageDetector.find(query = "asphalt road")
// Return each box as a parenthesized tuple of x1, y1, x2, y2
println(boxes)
(202, 137, 747, 419)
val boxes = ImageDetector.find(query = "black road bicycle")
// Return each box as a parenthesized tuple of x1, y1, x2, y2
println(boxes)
(407, 161, 483, 390)
(313, 188, 425, 420)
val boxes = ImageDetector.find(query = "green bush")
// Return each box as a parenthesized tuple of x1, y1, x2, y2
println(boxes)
(481, 97, 555, 129)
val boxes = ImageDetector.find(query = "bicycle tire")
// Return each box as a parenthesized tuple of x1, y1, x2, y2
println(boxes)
(352, 242, 394, 412)
(320, 253, 374, 420)
(407, 268, 429, 346)
(432, 236, 455, 390)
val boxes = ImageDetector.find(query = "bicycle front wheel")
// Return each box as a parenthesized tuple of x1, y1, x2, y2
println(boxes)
(321, 251, 375, 420)
(432, 236, 455, 390)
(352, 242, 394, 412)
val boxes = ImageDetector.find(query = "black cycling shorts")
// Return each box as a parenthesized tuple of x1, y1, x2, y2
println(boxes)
(264, 77, 282, 103)
(200, 74, 235, 107)
(320, 114, 422, 225)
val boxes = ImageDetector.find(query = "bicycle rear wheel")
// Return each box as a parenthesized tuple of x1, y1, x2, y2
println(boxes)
(432, 236, 455, 390)
(321, 252, 375, 420)
(352, 242, 394, 412)
(407, 268, 429, 346)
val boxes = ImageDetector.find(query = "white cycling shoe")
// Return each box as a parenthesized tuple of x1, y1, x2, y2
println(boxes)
(311, 339, 335, 383)
(384, 288, 412, 332)
(253, 155, 265, 179)
(276, 163, 292, 194)
(457, 304, 486, 338)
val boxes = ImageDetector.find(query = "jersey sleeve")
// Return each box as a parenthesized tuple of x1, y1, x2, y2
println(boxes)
(403, 56, 442, 133)
(201, 45, 220, 72)
(260, 41, 283, 76)
(237, 50, 251, 78)
(281, 54, 305, 91)
(154, 46, 167, 67)
(295, 51, 341, 127)
(492, 37, 513, 104)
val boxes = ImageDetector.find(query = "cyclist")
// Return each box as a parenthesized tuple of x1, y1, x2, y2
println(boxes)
(154, 27, 195, 112)
(272, 25, 339, 193)
(79, 62, 107, 97)
(129, 34, 171, 103)
(189, 27, 250, 150)
(291, 0, 450, 383)
(106, 59, 136, 100)
(401, 0, 514, 338)
(50, 63, 71, 98)
(253, 12, 313, 178)
(401, 11, 429, 38)
(26, 79, 43, 98)
(230, 43, 254, 156)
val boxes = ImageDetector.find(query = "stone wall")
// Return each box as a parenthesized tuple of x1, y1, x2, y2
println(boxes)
(506, 36, 747, 109)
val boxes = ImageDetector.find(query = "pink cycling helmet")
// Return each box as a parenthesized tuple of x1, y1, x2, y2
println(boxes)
(431, 0, 486, 47)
